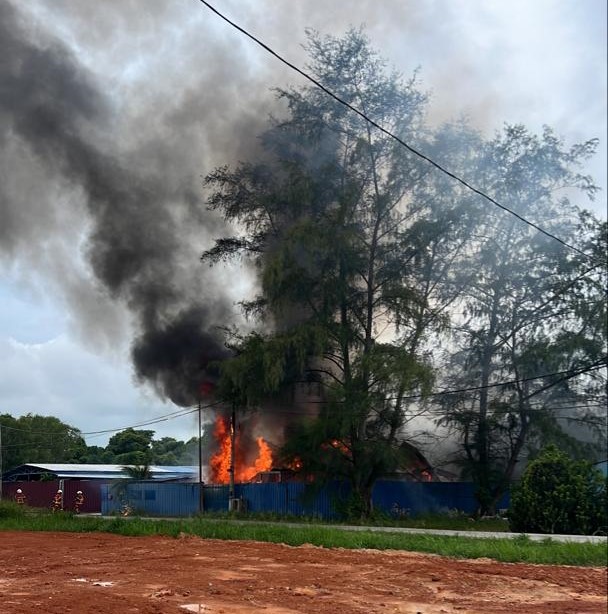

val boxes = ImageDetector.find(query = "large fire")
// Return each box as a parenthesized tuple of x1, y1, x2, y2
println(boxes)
(209, 415, 273, 484)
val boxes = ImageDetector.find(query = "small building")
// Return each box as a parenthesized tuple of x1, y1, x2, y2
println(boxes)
(1, 463, 198, 513)
(1, 463, 198, 482)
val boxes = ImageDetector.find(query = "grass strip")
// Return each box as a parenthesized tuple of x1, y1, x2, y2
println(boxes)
(195, 510, 510, 532)
(1, 506, 605, 567)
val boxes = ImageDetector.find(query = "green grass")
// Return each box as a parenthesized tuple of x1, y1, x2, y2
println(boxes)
(190, 510, 511, 532)
(0, 502, 605, 566)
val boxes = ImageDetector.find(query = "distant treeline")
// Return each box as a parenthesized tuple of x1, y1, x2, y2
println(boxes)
(0, 414, 209, 469)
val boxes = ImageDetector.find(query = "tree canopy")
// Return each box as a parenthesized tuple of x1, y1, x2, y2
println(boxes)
(0, 413, 87, 470)
(202, 28, 606, 516)
(0, 417, 203, 471)
(204, 29, 479, 515)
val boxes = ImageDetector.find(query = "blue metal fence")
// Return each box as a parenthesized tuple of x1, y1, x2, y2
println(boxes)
(101, 480, 509, 518)
(101, 482, 200, 516)
(236, 481, 348, 517)
(372, 480, 509, 516)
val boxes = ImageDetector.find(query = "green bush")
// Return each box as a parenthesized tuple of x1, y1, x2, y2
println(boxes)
(509, 445, 607, 535)
(0, 500, 27, 520)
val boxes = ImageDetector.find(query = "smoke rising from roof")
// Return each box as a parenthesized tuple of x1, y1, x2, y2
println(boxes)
(0, 0, 605, 426)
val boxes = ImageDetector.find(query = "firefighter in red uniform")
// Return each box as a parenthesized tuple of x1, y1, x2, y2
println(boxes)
(51, 489, 63, 512)
(15, 489, 26, 505)
(74, 490, 85, 514)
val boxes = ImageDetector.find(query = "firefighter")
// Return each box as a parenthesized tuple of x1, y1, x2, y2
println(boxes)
(74, 490, 85, 514)
(51, 489, 63, 512)
(15, 489, 26, 505)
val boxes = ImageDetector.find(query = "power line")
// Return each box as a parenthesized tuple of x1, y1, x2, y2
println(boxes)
(2, 362, 604, 440)
(406, 358, 607, 401)
(0, 357, 607, 448)
(197, 0, 597, 263)
(0, 409, 601, 450)
(0, 401, 224, 438)
(80, 407, 200, 436)
(80, 400, 225, 437)
(297, 358, 607, 403)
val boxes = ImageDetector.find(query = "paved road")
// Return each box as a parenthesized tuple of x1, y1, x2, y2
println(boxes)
(314, 523, 608, 543)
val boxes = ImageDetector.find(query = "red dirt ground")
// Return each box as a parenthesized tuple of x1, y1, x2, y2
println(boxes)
(0, 531, 605, 613)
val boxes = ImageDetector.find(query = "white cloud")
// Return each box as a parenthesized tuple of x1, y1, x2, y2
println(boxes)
(1, 334, 199, 446)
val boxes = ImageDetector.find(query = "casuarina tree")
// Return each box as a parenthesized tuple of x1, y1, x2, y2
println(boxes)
(436, 126, 606, 515)
(202, 29, 472, 517)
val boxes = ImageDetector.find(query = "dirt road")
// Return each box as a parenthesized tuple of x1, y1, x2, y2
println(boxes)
(0, 531, 605, 613)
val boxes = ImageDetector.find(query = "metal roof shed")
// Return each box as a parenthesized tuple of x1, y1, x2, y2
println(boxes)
(1, 463, 198, 482)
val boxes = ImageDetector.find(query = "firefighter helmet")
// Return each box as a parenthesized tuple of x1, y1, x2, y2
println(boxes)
(16, 489, 22, 494)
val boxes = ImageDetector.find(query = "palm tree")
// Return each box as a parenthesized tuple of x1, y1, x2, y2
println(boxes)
(121, 463, 152, 480)
(110, 462, 152, 515)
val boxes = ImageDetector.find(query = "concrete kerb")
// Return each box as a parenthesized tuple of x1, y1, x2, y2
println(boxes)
(94, 515, 608, 544)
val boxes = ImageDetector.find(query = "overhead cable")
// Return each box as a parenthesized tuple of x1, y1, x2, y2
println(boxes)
(0, 401, 223, 437)
(197, 0, 597, 262)
(298, 357, 607, 403)
(2, 361, 604, 439)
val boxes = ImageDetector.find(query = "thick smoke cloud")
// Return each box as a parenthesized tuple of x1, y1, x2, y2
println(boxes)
(1, 0, 605, 427)
(0, 1, 258, 405)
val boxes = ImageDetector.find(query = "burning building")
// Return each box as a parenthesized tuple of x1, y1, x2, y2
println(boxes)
(209, 413, 273, 484)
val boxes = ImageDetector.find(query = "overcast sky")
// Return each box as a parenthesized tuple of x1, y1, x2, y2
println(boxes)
(1, 0, 606, 449)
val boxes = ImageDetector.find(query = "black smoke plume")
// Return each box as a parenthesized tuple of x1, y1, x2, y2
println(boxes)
(0, 1, 254, 405)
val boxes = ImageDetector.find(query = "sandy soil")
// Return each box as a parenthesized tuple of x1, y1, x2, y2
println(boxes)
(0, 531, 605, 613)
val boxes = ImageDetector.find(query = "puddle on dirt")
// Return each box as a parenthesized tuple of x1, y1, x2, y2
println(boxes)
(180, 604, 209, 613)
(70, 578, 114, 587)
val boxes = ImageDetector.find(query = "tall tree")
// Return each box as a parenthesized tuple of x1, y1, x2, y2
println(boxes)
(0, 413, 87, 470)
(149, 437, 185, 465)
(436, 125, 606, 515)
(203, 29, 471, 516)
(106, 428, 154, 465)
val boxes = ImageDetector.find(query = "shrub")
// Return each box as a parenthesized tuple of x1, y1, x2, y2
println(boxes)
(509, 445, 607, 535)
(0, 500, 27, 519)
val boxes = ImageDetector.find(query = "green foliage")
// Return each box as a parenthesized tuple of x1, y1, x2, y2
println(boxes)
(106, 428, 154, 465)
(78, 445, 115, 464)
(203, 29, 452, 517)
(509, 445, 607, 535)
(0, 415, 203, 470)
(0, 413, 87, 470)
(110, 462, 153, 507)
(332, 492, 387, 521)
(215, 325, 327, 407)
(120, 464, 152, 480)
(0, 500, 27, 520)
(149, 437, 186, 465)
(0, 512, 604, 566)
(437, 125, 606, 515)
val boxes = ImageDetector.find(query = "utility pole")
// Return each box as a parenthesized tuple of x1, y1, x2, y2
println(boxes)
(0, 423, 3, 502)
(198, 399, 204, 514)
(228, 403, 236, 507)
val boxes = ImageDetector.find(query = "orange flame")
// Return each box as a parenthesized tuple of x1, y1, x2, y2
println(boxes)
(209, 415, 274, 484)
(209, 416, 231, 483)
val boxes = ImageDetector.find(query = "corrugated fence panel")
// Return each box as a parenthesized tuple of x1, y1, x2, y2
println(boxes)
(3, 480, 103, 513)
(2, 481, 60, 510)
(237, 481, 348, 518)
(372, 481, 509, 516)
(101, 482, 200, 516)
(202, 484, 229, 512)
(97, 480, 510, 518)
